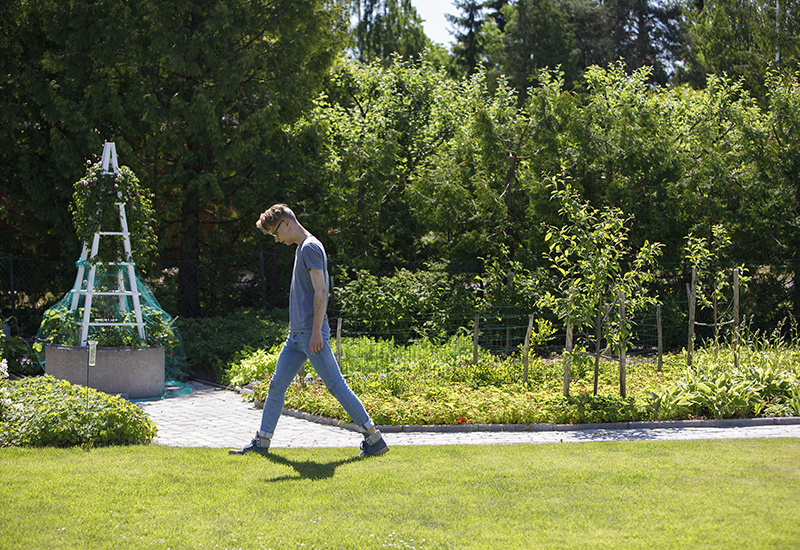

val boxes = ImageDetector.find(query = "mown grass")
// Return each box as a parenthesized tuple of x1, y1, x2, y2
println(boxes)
(2, 438, 799, 549)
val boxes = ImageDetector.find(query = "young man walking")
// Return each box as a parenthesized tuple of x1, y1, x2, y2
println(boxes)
(230, 204, 389, 457)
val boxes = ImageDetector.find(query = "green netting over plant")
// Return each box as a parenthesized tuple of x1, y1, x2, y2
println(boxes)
(35, 264, 188, 382)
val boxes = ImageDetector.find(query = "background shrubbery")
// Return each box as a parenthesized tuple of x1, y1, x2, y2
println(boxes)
(176, 308, 287, 382)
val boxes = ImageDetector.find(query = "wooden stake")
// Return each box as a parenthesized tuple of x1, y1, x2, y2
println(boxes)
(564, 319, 573, 397)
(657, 303, 663, 372)
(336, 317, 343, 369)
(734, 268, 740, 369)
(594, 291, 603, 396)
(687, 267, 696, 367)
(619, 292, 626, 398)
(523, 314, 534, 385)
(473, 312, 479, 365)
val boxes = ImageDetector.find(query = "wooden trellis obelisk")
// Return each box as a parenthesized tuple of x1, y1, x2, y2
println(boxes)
(70, 142, 145, 347)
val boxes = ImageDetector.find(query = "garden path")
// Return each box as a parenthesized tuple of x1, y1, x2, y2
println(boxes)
(135, 381, 800, 450)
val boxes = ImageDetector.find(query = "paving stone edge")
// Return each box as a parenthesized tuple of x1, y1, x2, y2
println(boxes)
(276, 406, 800, 434)
(231, 381, 800, 434)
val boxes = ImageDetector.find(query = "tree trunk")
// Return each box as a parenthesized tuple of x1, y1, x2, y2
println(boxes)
(178, 189, 202, 318)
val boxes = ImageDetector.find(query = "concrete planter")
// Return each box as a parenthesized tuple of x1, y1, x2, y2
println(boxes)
(44, 345, 165, 399)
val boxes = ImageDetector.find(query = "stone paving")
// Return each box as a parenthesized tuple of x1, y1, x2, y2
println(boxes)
(135, 380, 800, 450)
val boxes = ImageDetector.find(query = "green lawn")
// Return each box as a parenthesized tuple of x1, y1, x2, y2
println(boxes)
(2, 438, 799, 549)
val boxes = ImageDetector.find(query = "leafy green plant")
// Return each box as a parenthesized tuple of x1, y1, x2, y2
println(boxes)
(646, 335, 800, 420)
(249, 327, 800, 426)
(562, 392, 646, 424)
(0, 375, 157, 447)
(36, 304, 179, 350)
(249, 332, 672, 425)
(645, 387, 691, 421)
(70, 160, 157, 271)
(676, 368, 759, 419)
(0, 316, 41, 376)
(335, 262, 478, 343)
(223, 344, 283, 387)
(338, 333, 529, 392)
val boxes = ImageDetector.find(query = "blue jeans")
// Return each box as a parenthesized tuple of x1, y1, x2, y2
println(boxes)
(258, 332, 374, 438)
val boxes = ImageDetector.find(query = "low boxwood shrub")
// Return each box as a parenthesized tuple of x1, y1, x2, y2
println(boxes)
(0, 376, 157, 447)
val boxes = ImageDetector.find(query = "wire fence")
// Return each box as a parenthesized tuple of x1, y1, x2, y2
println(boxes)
(2, 252, 797, 357)
(333, 305, 668, 361)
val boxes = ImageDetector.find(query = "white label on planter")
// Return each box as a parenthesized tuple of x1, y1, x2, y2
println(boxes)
(88, 340, 98, 367)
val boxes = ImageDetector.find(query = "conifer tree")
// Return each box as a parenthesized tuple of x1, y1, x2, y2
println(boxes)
(1, 0, 344, 316)
(351, 0, 430, 63)
(447, 0, 487, 76)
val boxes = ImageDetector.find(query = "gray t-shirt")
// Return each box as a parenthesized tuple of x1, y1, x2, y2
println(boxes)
(289, 235, 330, 335)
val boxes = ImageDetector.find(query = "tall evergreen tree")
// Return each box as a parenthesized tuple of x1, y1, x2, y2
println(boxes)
(351, 0, 430, 63)
(681, 0, 800, 102)
(485, 0, 511, 32)
(564, 0, 616, 76)
(502, 0, 580, 93)
(448, 0, 487, 76)
(1, 0, 344, 317)
(605, 0, 684, 85)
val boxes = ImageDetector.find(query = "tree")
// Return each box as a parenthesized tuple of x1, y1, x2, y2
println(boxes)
(501, 0, 580, 94)
(681, 0, 800, 102)
(1, 0, 344, 318)
(541, 180, 663, 396)
(448, 0, 487, 76)
(684, 224, 748, 343)
(602, 0, 684, 86)
(0, 0, 94, 261)
(350, 0, 430, 63)
(484, 0, 511, 32)
(661, 74, 767, 269)
(566, 64, 685, 258)
(408, 68, 577, 265)
(563, 0, 617, 79)
(740, 71, 800, 316)
(292, 57, 462, 263)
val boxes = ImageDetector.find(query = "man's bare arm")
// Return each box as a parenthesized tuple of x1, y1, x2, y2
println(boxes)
(308, 268, 328, 353)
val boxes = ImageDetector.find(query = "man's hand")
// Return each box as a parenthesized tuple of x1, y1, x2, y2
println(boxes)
(309, 330, 323, 354)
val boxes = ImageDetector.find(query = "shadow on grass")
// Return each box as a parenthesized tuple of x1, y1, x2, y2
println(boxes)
(262, 452, 365, 482)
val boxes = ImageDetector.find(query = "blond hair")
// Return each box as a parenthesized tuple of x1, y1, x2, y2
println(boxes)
(256, 204, 296, 233)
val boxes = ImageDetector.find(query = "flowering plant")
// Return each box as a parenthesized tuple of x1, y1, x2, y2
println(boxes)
(70, 161, 157, 270)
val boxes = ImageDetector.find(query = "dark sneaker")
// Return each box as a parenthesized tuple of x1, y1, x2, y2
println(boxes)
(229, 435, 270, 456)
(360, 431, 389, 457)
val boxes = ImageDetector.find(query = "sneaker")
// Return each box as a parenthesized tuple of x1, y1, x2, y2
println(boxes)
(360, 431, 389, 457)
(229, 434, 270, 456)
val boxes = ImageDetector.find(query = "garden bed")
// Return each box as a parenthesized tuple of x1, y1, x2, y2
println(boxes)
(234, 335, 800, 427)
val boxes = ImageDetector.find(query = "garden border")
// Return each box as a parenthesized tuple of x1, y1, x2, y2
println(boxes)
(276, 406, 800, 434)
